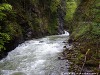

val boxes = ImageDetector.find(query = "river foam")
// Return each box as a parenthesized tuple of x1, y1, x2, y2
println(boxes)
(0, 32, 70, 75)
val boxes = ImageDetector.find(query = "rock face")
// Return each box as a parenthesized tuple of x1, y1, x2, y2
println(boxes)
(8, 1, 58, 41)
(57, 0, 66, 34)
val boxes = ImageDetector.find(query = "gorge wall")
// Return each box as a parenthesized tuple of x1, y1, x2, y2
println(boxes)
(0, 0, 67, 59)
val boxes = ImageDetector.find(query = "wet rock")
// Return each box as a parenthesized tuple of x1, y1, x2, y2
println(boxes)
(61, 67, 64, 68)
(58, 57, 64, 60)
(68, 39, 73, 46)
(39, 41, 44, 43)
(63, 46, 66, 48)
(58, 57, 61, 60)
(62, 41, 67, 43)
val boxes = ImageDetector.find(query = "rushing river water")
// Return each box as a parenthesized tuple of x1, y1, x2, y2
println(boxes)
(0, 32, 71, 75)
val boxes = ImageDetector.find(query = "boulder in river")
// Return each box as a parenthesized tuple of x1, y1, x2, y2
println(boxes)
(63, 46, 66, 48)
(39, 41, 44, 43)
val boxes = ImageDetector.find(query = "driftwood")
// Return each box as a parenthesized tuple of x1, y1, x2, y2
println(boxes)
(80, 49, 90, 73)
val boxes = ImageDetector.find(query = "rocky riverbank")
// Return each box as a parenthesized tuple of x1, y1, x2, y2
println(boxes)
(62, 39, 100, 74)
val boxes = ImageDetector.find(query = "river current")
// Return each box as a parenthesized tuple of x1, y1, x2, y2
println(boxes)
(0, 32, 71, 75)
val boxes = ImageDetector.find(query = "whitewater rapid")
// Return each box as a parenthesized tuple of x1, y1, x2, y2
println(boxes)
(0, 32, 71, 75)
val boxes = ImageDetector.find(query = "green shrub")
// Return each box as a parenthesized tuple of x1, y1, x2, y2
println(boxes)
(0, 33, 10, 50)
(0, 3, 12, 20)
(65, 1, 77, 21)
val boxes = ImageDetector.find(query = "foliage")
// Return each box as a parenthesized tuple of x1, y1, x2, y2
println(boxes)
(69, 0, 100, 72)
(0, 33, 10, 50)
(91, 23, 100, 36)
(0, 3, 12, 11)
(71, 0, 100, 40)
(71, 23, 90, 40)
(0, 3, 12, 20)
(91, 1, 100, 23)
(65, 1, 77, 21)
(48, 17, 58, 34)
(50, 0, 60, 12)
(0, 3, 13, 51)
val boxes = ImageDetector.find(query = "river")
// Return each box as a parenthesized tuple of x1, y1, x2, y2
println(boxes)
(0, 32, 71, 75)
